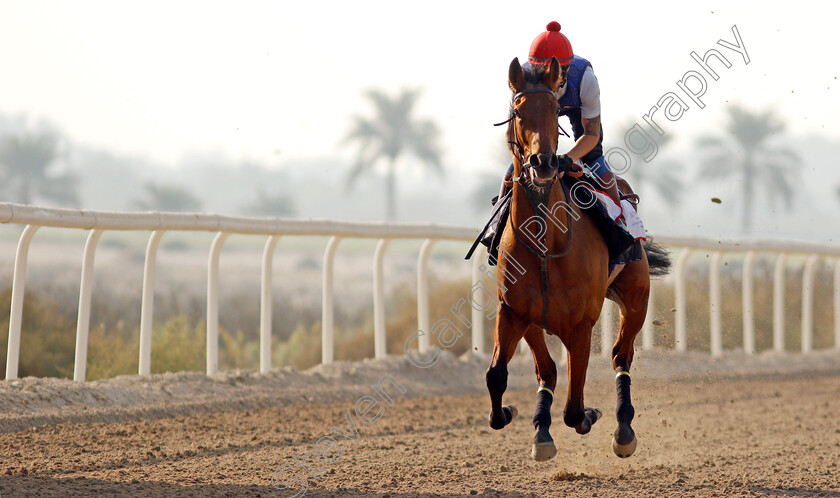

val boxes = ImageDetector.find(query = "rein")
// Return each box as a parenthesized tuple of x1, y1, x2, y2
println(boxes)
(498, 87, 574, 259)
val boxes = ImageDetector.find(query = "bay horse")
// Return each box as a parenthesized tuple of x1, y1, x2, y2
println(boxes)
(486, 56, 669, 461)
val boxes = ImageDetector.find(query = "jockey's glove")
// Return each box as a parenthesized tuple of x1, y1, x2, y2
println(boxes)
(557, 154, 574, 174)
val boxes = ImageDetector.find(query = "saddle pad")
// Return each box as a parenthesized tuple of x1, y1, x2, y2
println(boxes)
(560, 175, 636, 263)
(583, 185, 647, 241)
(475, 177, 638, 266)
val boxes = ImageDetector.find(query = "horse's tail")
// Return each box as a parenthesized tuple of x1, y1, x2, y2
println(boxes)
(643, 239, 671, 278)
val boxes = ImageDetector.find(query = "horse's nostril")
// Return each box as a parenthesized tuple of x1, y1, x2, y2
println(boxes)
(536, 153, 554, 168)
(550, 155, 559, 168)
(529, 155, 539, 167)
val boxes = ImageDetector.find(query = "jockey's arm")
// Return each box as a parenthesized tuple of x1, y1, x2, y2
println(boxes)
(564, 115, 600, 162)
(563, 65, 601, 164)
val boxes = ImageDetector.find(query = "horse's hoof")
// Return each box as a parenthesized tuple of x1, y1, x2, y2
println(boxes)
(574, 407, 602, 435)
(612, 435, 638, 458)
(488, 405, 518, 430)
(503, 405, 518, 421)
(488, 414, 505, 430)
(531, 441, 557, 461)
(532, 425, 556, 461)
(613, 423, 638, 458)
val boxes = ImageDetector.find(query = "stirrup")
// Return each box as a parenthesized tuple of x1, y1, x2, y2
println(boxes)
(620, 193, 640, 207)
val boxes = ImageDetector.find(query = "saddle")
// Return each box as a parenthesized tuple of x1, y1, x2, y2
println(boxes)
(467, 174, 640, 266)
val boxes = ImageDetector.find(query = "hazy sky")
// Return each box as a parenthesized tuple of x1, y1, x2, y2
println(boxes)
(1, 0, 837, 172)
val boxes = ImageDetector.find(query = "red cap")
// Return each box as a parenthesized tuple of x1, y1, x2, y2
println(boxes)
(528, 21, 573, 66)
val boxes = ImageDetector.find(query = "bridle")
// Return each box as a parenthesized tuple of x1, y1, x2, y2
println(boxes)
(494, 88, 561, 171)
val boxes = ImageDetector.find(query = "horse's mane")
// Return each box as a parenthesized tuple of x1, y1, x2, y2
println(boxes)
(523, 64, 549, 85)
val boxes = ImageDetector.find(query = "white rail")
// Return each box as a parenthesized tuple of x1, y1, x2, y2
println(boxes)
(656, 235, 840, 357)
(1, 203, 838, 382)
(1, 203, 475, 381)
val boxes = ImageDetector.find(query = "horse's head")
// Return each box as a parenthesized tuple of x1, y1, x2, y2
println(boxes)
(507, 56, 565, 186)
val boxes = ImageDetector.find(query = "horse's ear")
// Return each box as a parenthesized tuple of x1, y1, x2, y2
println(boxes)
(509, 57, 525, 93)
(546, 57, 562, 92)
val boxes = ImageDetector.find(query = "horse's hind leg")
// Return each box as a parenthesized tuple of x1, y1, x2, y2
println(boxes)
(486, 303, 529, 430)
(608, 253, 650, 458)
(562, 321, 602, 435)
(523, 327, 558, 461)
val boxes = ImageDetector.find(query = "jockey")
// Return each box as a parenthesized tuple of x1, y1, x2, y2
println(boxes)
(502, 21, 621, 206)
(476, 21, 642, 261)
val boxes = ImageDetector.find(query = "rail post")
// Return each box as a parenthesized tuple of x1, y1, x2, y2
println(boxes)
(416, 239, 437, 353)
(373, 238, 391, 359)
(74, 229, 104, 382)
(835, 259, 840, 350)
(260, 235, 281, 372)
(773, 253, 787, 352)
(471, 256, 486, 355)
(5, 225, 40, 381)
(742, 251, 756, 355)
(138, 230, 166, 376)
(674, 249, 692, 352)
(601, 300, 614, 357)
(206, 232, 230, 375)
(322, 236, 343, 365)
(801, 254, 818, 353)
(709, 251, 723, 357)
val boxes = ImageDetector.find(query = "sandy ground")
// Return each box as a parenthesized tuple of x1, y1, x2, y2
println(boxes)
(1, 349, 839, 497)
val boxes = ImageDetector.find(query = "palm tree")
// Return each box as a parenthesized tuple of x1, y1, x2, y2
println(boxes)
(696, 105, 798, 234)
(622, 131, 683, 208)
(0, 129, 79, 206)
(343, 88, 443, 221)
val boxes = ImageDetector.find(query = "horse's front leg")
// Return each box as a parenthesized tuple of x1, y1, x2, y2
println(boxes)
(486, 302, 528, 430)
(563, 322, 602, 435)
(523, 327, 558, 461)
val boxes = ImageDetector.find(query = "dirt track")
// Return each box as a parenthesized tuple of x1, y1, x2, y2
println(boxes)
(1, 351, 840, 497)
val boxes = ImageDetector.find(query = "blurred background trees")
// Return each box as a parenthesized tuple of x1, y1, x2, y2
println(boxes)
(343, 88, 444, 221)
(132, 182, 203, 212)
(696, 105, 799, 234)
(0, 103, 831, 234)
(0, 127, 79, 206)
(623, 132, 683, 209)
(242, 188, 296, 217)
